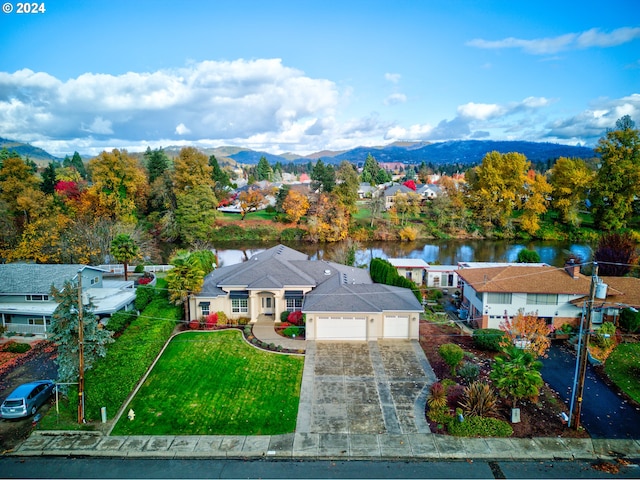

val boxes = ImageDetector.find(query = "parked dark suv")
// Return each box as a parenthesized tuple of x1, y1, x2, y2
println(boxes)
(0, 380, 55, 419)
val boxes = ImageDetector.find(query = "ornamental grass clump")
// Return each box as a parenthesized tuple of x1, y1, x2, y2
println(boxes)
(460, 381, 499, 418)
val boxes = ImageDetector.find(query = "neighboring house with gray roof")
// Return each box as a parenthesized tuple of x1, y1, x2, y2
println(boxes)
(0, 264, 136, 336)
(190, 244, 423, 340)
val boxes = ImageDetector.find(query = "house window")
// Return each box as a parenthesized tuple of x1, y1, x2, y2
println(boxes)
(199, 302, 210, 316)
(25, 295, 48, 301)
(475, 290, 483, 302)
(90, 276, 99, 285)
(526, 293, 558, 305)
(28, 318, 46, 326)
(232, 298, 248, 314)
(286, 298, 303, 311)
(487, 293, 512, 304)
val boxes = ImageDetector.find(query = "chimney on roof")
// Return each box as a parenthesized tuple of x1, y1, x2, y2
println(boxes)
(564, 259, 580, 278)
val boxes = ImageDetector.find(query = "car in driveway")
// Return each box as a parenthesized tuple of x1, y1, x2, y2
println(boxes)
(0, 380, 56, 419)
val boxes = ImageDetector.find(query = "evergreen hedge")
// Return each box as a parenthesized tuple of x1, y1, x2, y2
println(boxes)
(370, 257, 421, 301)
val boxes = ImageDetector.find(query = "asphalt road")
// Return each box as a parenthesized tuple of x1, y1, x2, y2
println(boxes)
(541, 343, 640, 439)
(1, 457, 639, 479)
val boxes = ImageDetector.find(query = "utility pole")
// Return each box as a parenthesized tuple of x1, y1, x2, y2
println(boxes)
(77, 269, 85, 424)
(570, 262, 598, 430)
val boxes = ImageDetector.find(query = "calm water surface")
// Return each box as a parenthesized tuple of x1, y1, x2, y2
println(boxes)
(212, 240, 593, 269)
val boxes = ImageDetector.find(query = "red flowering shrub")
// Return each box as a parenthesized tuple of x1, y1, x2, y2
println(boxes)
(138, 277, 152, 285)
(205, 312, 218, 330)
(188, 319, 200, 330)
(288, 310, 304, 326)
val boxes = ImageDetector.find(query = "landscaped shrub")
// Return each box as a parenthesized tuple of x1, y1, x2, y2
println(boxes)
(138, 276, 152, 285)
(594, 322, 616, 349)
(104, 311, 137, 335)
(134, 264, 145, 274)
(460, 381, 499, 418)
(2, 342, 31, 353)
(205, 312, 218, 330)
(439, 343, 465, 375)
(134, 285, 155, 311)
(188, 319, 201, 330)
(446, 383, 465, 409)
(288, 310, 304, 326)
(282, 326, 300, 338)
(237, 317, 250, 326)
(280, 310, 291, 322)
(472, 328, 507, 352)
(427, 381, 447, 410)
(217, 311, 228, 326)
(458, 361, 480, 384)
(620, 309, 640, 333)
(447, 415, 513, 437)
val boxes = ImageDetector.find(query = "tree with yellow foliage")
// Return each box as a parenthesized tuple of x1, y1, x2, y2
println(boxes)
(283, 190, 310, 224)
(499, 309, 553, 358)
(521, 171, 552, 236)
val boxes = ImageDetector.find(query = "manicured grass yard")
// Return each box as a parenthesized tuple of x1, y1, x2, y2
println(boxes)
(111, 330, 304, 436)
(605, 342, 640, 404)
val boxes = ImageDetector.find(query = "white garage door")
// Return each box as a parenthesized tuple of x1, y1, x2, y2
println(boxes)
(316, 316, 367, 340)
(384, 315, 409, 338)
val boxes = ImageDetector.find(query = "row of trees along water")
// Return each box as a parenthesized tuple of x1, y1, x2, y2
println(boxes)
(0, 116, 639, 267)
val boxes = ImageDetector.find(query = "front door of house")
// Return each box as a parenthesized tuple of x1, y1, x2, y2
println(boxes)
(262, 296, 273, 315)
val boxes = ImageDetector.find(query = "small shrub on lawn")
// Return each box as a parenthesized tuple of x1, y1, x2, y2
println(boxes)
(439, 343, 464, 375)
(472, 328, 507, 352)
(447, 415, 513, 437)
(105, 311, 137, 335)
(2, 342, 31, 353)
(134, 285, 155, 311)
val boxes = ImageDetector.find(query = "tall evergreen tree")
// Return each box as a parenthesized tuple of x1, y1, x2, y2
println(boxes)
(255, 156, 273, 181)
(144, 147, 170, 184)
(41, 161, 58, 195)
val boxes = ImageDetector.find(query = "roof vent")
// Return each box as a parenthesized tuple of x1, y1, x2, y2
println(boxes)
(324, 269, 331, 275)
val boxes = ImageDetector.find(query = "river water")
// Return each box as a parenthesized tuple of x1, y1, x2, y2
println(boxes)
(212, 240, 593, 269)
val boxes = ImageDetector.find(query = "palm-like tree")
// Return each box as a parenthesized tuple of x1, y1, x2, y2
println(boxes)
(110, 234, 139, 281)
(166, 251, 205, 321)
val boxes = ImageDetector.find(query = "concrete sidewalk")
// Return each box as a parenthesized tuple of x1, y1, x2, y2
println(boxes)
(11, 430, 640, 460)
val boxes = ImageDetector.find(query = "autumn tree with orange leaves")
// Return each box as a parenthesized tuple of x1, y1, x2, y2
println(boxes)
(499, 309, 553, 358)
(283, 190, 310, 224)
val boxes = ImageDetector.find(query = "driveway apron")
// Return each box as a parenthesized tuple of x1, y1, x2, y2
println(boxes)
(296, 340, 437, 435)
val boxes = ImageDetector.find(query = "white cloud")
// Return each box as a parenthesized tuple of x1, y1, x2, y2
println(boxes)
(384, 93, 407, 106)
(384, 73, 401, 83)
(175, 123, 190, 135)
(467, 26, 640, 55)
(83, 116, 114, 135)
(457, 102, 504, 120)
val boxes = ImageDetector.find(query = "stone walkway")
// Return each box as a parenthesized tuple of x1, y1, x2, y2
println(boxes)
(252, 316, 306, 352)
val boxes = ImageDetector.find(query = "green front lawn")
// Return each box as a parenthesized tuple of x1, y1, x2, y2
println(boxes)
(605, 342, 640, 404)
(111, 330, 304, 436)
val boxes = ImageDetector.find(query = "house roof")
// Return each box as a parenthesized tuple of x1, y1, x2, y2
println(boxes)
(383, 184, 415, 197)
(388, 258, 429, 269)
(571, 276, 640, 309)
(0, 264, 104, 295)
(196, 244, 422, 314)
(456, 265, 592, 295)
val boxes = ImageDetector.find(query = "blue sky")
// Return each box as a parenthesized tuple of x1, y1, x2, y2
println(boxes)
(0, 0, 639, 156)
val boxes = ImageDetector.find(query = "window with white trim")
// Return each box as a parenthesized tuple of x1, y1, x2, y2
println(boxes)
(286, 298, 303, 311)
(526, 293, 558, 305)
(487, 292, 512, 304)
(201, 304, 210, 316)
(232, 298, 248, 314)
(25, 294, 48, 301)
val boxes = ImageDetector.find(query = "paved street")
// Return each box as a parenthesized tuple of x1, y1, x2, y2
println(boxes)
(541, 343, 640, 439)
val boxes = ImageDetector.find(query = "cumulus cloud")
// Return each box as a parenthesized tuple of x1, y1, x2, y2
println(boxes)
(467, 26, 640, 55)
(0, 59, 340, 154)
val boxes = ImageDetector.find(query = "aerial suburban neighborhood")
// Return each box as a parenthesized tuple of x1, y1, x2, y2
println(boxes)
(1, 1, 640, 476)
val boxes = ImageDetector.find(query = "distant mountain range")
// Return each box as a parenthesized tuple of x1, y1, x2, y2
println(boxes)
(1, 138, 595, 168)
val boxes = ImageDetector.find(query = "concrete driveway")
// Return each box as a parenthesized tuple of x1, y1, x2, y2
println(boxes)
(296, 341, 436, 435)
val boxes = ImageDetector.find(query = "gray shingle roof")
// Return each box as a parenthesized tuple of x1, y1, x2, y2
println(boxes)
(0, 264, 95, 294)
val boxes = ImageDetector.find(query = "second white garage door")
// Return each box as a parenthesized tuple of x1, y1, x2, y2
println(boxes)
(316, 316, 367, 340)
(383, 315, 410, 338)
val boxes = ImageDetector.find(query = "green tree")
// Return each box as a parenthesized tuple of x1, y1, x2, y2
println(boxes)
(548, 157, 595, 226)
(361, 153, 390, 185)
(110, 234, 140, 281)
(516, 248, 541, 263)
(311, 159, 335, 193)
(255, 156, 273, 181)
(209, 154, 231, 199)
(50, 279, 114, 383)
(41, 162, 58, 195)
(593, 115, 640, 230)
(334, 161, 359, 214)
(175, 184, 218, 244)
(144, 147, 170, 184)
(166, 251, 205, 321)
(490, 347, 543, 407)
(172, 147, 213, 192)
